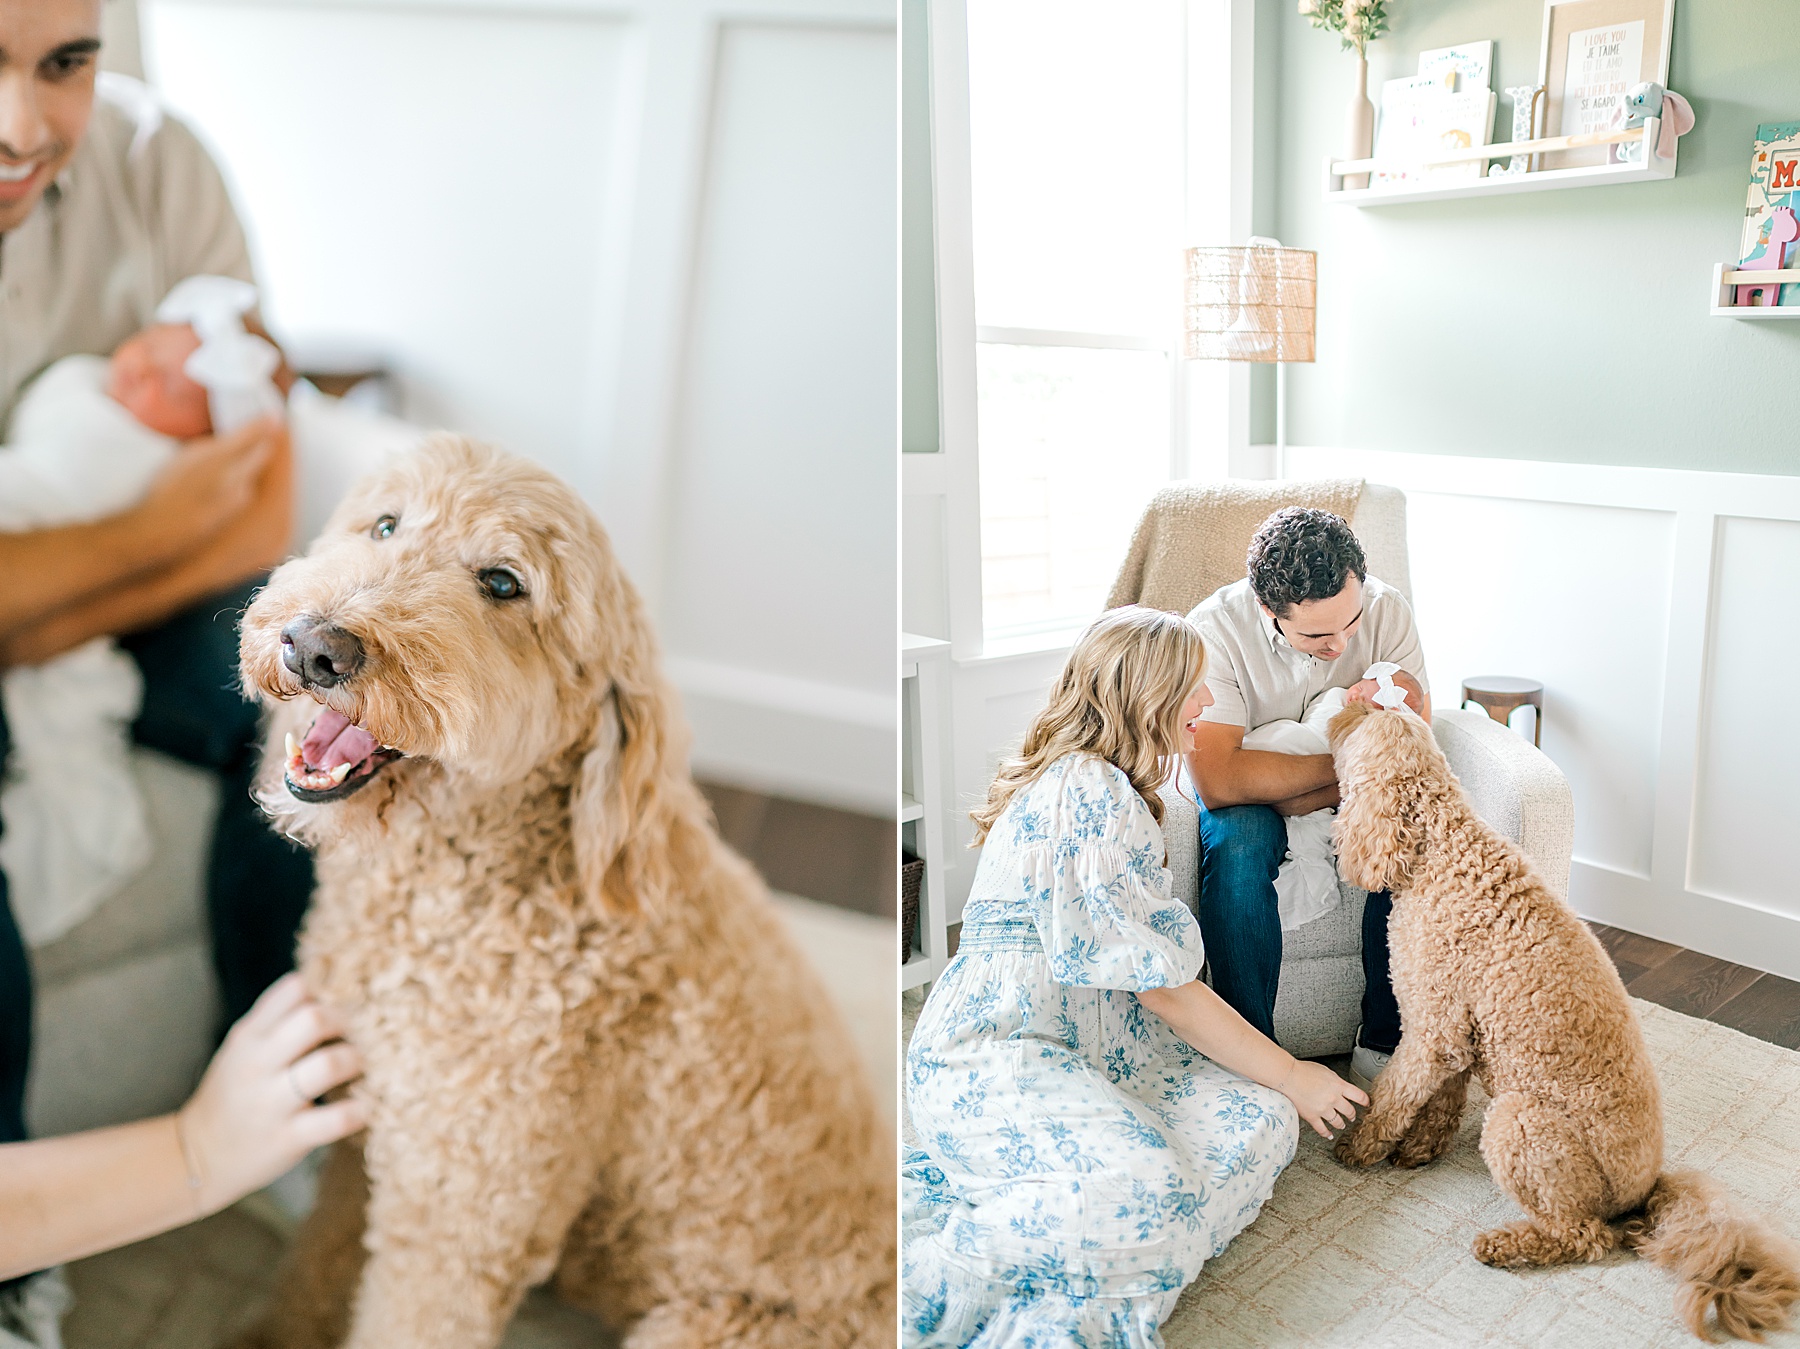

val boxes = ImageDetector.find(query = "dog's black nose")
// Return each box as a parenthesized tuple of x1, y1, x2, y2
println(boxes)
(281, 616, 364, 687)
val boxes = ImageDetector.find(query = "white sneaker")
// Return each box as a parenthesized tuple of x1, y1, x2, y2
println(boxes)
(0, 1268, 71, 1349)
(1347, 1027, 1392, 1097)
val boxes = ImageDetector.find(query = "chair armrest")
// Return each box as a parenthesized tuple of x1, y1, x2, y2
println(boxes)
(1162, 762, 1202, 915)
(1431, 707, 1575, 899)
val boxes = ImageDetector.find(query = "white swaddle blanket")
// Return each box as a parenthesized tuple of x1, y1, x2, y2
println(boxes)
(1241, 662, 1415, 931)
(0, 355, 176, 945)
(1242, 686, 1349, 931)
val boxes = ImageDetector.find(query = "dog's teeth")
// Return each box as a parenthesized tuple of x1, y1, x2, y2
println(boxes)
(329, 763, 352, 784)
(285, 732, 300, 763)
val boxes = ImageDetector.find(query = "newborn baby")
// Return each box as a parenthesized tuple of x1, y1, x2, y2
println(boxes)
(106, 321, 222, 437)
(1, 323, 233, 526)
(1243, 687, 1350, 930)
(1242, 662, 1420, 930)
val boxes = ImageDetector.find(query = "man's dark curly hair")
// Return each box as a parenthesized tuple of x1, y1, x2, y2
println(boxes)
(1246, 507, 1366, 618)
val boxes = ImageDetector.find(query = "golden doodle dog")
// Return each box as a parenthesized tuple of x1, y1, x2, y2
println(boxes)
(1327, 700, 1799, 1342)
(228, 436, 894, 1349)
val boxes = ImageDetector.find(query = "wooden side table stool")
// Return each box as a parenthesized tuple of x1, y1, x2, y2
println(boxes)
(1460, 676, 1544, 747)
(287, 339, 398, 415)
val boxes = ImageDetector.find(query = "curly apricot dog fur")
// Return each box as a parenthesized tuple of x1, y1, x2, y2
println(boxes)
(1327, 700, 1799, 1342)
(228, 437, 895, 1349)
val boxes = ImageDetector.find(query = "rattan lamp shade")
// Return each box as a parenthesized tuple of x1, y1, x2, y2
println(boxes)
(1183, 243, 1316, 364)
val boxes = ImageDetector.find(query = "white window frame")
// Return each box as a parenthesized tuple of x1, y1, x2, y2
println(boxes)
(915, 0, 1259, 662)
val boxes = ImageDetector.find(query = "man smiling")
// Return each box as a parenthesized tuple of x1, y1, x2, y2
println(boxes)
(0, 7, 309, 1331)
(1183, 507, 1430, 1094)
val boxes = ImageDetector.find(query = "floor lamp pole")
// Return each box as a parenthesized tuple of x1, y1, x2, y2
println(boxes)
(1275, 360, 1287, 480)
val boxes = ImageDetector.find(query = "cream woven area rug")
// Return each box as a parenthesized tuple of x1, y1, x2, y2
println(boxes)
(902, 994, 1800, 1348)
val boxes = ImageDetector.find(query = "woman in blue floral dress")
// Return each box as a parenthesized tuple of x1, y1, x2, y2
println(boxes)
(903, 607, 1368, 1347)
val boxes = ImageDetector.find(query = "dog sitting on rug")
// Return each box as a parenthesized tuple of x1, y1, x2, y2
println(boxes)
(227, 436, 895, 1349)
(1326, 699, 1800, 1342)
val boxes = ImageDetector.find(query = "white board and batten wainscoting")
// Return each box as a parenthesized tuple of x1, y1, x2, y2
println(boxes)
(136, 0, 896, 817)
(1284, 446, 1800, 985)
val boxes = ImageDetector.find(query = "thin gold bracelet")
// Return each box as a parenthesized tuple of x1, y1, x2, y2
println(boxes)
(172, 1110, 206, 1218)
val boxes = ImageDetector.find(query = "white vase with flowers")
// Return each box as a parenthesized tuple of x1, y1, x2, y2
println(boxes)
(1299, 0, 1391, 189)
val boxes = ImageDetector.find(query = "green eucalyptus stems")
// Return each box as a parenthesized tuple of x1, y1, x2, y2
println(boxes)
(1298, 0, 1389, 60)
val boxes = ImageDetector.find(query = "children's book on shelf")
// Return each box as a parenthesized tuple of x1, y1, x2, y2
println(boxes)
(1417, 41, 1493, 92)
(1739, 122, 1800, 306)
(1373, 77, 1496, 187)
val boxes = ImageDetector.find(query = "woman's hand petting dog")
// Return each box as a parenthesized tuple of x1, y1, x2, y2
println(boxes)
(179, 973, 366, 1217)
(1277, 1058, 1369, 1140)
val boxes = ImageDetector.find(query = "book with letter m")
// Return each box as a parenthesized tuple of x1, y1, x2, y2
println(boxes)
(1740, 122, 1800, 306)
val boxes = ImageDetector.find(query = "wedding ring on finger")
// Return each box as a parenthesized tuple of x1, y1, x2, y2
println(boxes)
(288, 1063, 310, 1105)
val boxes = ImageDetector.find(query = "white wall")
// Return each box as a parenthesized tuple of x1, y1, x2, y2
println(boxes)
(1268, 0, 1800, 477)
(1287, 446, 1800, 983)
(140, 0, 896, 815)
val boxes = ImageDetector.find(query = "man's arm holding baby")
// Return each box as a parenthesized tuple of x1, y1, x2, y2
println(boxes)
(0, 419, 291, 667)
(1185, 722, 1337, 813)
(1185, 669, 1428, 814)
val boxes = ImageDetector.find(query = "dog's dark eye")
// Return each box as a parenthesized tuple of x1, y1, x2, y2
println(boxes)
(371, 515, 397, 541)
(479, 568, 524, 601)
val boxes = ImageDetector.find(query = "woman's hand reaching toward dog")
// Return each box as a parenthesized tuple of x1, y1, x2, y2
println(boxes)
(1137, 979, 1369, 1139)
(180, 972, 367, 1215)
(1275, 1058, 1369, 1139)
(0, 973, 364, 1281)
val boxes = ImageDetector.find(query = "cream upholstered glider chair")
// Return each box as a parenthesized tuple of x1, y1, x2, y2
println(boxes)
(1109, 480, 1576, 1059)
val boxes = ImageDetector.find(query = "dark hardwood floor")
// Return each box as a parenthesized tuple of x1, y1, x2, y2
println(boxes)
(1587, 921, 1800, 1051)
(698, 780, 896, 919)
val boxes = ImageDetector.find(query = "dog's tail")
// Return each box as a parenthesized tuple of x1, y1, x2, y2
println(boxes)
(1620, 1169, 1800, 1341)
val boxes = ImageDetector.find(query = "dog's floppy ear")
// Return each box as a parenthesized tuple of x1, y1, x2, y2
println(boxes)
(1326, 698, 1377, 748)
(570, 666, 686, 916)
(1333, 711, 1429, 894)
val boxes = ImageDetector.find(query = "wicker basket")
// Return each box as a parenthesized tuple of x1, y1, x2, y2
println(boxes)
(900, 853, 924, 965)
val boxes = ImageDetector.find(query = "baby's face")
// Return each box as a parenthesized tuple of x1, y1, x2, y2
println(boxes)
(107, 324, 212, 439)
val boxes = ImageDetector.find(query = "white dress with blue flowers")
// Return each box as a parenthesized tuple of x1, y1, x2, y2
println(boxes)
(903, 753, 1299, 1347)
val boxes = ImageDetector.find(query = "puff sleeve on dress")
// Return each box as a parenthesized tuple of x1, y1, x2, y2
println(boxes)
(1012, 755, 1203, 992)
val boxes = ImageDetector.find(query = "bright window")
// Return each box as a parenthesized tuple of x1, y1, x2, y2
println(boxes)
(967, 0, 1192, 642)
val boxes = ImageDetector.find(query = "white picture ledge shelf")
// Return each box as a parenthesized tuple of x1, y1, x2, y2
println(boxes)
(1325, 118, 1674, 207)
(1709, 263, 1800, 319)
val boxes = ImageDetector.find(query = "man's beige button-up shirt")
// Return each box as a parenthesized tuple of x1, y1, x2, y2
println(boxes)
(1186, 575, 1430, 731)
(0, 74, 252, 433)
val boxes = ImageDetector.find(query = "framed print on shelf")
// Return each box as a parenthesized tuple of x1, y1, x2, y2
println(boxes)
(1539, 0, 1675, 170)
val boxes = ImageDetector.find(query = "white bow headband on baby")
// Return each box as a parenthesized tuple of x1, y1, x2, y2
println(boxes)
(1363, 661, 1410, 710)
(156, 274, 286, 435)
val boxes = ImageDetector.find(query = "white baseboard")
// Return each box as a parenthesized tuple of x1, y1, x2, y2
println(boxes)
(669, 657, 894, 817)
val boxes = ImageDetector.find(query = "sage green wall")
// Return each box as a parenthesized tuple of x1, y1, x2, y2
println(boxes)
(1272, 0, 1800, 474)
(901, 0, 940, 455)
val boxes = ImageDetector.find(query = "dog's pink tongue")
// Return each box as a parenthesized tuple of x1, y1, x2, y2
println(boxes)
(301, 708, 380, 771)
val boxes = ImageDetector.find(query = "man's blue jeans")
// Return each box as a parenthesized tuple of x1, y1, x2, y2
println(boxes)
(1197, 802, 1402, 1054)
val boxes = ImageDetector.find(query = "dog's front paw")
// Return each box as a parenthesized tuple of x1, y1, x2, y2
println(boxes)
(1391, 1120, 1455, 1170)
(1333, 1120, 1395, 1168)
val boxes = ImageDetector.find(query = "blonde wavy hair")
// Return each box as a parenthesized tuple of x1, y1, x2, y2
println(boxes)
(970, 606, 1206, 845)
